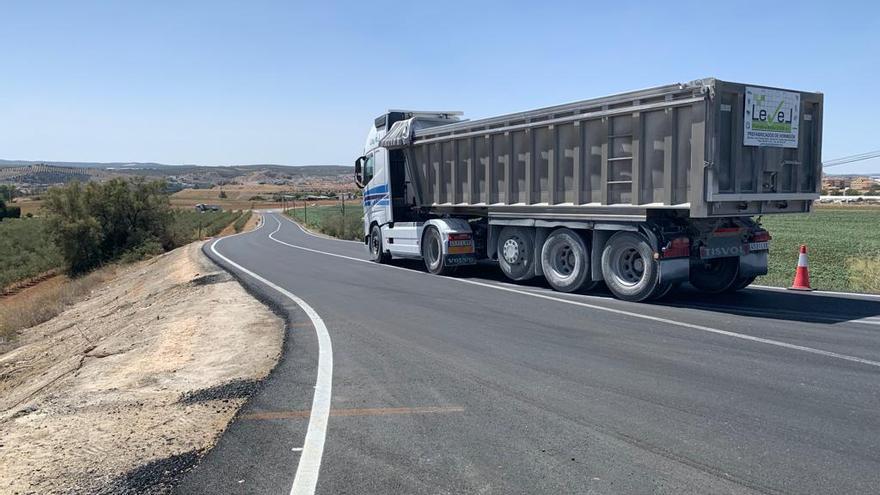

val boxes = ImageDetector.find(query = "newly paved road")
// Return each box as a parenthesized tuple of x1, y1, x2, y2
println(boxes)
(177, 212, 880, 495)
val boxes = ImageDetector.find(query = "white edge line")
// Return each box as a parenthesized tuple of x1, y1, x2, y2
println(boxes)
(265, 213, 880, 370)
(209, 221, 332, 495)
(749, 284, 880, 300)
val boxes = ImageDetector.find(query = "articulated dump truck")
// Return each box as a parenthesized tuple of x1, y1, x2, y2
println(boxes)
(354, 78, 823, 301)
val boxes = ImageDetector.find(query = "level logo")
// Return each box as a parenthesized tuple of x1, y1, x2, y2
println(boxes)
(743, 86, 800, 148)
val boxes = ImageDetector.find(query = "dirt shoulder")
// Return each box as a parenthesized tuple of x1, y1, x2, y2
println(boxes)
(0, 235, 283, 494)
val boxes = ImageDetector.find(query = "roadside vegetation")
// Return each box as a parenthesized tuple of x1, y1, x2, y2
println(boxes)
(285, 203, 362, 241)
(758, 206, 880, 293)
(0, 217, 64, 289)
(1, 179, 251, 345)
(233, 210, 253, 232)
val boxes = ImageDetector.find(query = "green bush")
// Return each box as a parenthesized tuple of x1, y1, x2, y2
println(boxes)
(0, 199, 21, 220)
(0, 217, 64, 288)
(233, 210, 252, 232)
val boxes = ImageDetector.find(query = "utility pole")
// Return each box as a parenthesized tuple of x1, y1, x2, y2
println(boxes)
(304, 200, 308, 224)
(341, 193, 345, 239)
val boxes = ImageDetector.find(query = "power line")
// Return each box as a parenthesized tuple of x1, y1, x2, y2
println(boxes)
(823, 149, 880, 168)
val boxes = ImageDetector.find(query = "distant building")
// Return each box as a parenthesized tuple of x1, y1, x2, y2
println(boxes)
(849, 177, 875, 192)
(821, 176, 847, 193)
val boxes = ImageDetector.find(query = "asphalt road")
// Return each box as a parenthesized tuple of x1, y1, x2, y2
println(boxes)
(177, 212, 880, 495)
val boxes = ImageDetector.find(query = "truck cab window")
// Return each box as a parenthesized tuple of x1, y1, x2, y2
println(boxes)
(364, 154, 375, 184)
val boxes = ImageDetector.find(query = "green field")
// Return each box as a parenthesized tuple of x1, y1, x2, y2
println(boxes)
(0, 217, 64, 288)
(758, 207, 880, 293)
(285, 204, 362, 241)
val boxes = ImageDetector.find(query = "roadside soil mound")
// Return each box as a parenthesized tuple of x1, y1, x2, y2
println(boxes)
(0, 239, 283, 494)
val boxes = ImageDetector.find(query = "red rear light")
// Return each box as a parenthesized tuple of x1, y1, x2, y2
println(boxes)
(661, 237, 690, 258)
(448, 233, 471, 241)
(751, 230, 771, 242)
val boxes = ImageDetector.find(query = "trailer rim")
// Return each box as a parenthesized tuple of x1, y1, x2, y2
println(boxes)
(541, 228, 591, 293)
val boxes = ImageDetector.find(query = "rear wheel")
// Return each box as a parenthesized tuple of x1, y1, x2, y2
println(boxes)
(498, 227, 536, 281)
(541, 228, 596, 293)
(421, 226, 456, 275)
(690, 257, 739, 293)
(601, 231, 661, 302)
(726, 275, 756, 292)
(369, 224, 390, 264)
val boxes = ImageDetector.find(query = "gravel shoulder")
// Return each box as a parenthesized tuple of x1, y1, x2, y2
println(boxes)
(0, 233, 283, 494)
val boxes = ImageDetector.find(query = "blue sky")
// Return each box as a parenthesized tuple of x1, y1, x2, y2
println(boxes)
(1, 1, 878, 173)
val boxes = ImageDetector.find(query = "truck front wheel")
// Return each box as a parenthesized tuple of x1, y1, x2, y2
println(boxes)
(541, 228, 595, 293)
(498, 227, 536, 281)
(369, 225, 390, 264)
(601, 231, 661, 302)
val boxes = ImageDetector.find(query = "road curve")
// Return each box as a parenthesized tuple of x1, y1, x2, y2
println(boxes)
(176, 211, 880, 495)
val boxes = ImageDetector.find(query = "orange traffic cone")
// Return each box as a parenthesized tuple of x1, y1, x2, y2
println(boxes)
(789, 245, 814, 291)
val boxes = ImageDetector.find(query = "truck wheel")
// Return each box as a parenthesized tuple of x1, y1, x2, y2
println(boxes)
(541, 228, 593, 293)
(726, 275, 756, 292)
(601, 231, 660, 302)
(421, 226, 456, 275)
(690, 257, 739, 293)
(369, 225, 390, 264)
(498, 227, 535, 281)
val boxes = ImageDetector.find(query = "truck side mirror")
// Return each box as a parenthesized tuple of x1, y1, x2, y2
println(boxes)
(354, 156, 366, 189)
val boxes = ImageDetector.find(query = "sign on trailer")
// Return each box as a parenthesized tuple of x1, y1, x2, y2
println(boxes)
(744, 86, 800, 148)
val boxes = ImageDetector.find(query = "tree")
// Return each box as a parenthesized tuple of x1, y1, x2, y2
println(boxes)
(219, 189, 228, 199)
(0, 185, 15, 202)
(44, 178, 173, 274)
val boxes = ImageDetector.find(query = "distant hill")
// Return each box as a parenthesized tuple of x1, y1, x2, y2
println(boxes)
(0, 160, 354, 189)
(0, 159, 349, 174)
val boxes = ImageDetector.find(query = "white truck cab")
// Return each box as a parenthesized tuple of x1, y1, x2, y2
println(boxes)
(355, 110, 475, 271)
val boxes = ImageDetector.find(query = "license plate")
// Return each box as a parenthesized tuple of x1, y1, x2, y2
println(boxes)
(748, 241, 769, 252)
(448, 245, 474, 254)
(445, 254, 476, 265)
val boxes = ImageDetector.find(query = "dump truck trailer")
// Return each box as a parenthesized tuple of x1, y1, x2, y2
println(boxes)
(354, 78, 823, 301)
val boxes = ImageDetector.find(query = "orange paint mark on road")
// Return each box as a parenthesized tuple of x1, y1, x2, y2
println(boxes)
(240, 405, 464, 421)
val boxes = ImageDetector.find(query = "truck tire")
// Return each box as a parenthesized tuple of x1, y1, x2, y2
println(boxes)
(651, 282, 679, 300)
(689, 257, 739, 293)
(369, 224, 390, 264)
(421, 226, 456, 275)
(726, 275, 756, 292)
(541, 228, 594, 293)
(498, 227, 535, 281)
(601, 231, 661, 302)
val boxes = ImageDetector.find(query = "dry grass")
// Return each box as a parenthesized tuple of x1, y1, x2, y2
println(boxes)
(0, 266, 117, 350)
(847, 256, 880, 294)
(170, 186, 343, 211)
(9, 198, 44, 216)
(171, 186, 282, 210)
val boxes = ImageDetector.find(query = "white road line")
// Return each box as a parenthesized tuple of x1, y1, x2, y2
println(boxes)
(749, 284, 880, 301)
(209, 231, 332, 495)
(488, 284, 880, 328)
(266, 214, 880, 370)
